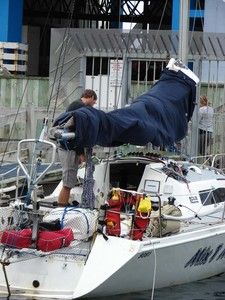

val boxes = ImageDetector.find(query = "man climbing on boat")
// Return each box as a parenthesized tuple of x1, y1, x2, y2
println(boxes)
(51, 89, 97, 207)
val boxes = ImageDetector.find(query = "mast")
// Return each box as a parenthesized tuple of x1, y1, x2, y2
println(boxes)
(179, 0, 198, 157)
(178, 0, 190, 64)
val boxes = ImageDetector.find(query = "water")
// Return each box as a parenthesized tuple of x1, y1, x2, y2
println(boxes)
(1, 273, 225, 300)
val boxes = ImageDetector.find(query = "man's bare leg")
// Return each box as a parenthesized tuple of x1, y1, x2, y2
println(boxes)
(58, 186, 71, 207)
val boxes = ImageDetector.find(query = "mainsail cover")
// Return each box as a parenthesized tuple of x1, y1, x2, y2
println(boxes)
(54, 69, 197, 148)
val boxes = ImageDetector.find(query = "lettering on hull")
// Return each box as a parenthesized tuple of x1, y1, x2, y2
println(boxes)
(185, 244, 225, 268)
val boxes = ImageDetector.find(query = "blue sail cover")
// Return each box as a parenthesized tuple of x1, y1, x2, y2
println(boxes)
(54, 69, 197, 149)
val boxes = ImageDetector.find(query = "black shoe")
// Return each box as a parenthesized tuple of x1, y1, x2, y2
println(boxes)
(72, 200, 79, 207)
(52, 201, 79, 208)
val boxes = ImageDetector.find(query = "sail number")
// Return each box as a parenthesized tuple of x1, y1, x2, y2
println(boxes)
(189, 196, 198, 203)
(138, 251, 152, 259)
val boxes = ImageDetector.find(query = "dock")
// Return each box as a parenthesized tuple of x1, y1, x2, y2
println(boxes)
(0, 162, 62, 196)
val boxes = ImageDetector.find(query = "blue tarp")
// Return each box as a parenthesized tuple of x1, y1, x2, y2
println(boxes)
(54, 69, 197, 149)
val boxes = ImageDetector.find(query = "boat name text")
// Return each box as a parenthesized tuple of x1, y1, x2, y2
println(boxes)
(185, 244, 225, 268)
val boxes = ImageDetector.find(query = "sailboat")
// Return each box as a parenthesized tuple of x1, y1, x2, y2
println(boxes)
(0, 58, 225, 299)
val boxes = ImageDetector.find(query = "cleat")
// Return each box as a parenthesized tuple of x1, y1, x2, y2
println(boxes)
(166, 58, 199, 85)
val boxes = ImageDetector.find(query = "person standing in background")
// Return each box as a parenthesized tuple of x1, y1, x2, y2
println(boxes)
(198, 95, 214, 156)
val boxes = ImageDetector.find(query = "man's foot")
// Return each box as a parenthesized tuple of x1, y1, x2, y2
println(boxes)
(53, 201, 79, 208)
(72, 200, 79, 207)
(166, 58, 199, 85)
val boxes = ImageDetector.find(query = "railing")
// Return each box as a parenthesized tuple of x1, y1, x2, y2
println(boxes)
(191, 153, 225, 170)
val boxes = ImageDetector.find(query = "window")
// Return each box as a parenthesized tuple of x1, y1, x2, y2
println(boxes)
(199, 188, 225, 206)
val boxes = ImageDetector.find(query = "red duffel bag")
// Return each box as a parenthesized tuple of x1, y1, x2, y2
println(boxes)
(37, 228, 74, 252)
(1, 229, 32, 248)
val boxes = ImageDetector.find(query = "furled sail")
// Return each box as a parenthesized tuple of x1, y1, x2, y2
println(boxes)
(54, 69, 197, 149)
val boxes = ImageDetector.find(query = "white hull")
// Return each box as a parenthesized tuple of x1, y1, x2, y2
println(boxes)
(1, 222, 225, 299)
(74, 224, 225, 298)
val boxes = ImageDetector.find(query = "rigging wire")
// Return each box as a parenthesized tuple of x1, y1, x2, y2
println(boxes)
(0, 1, 61, 238)
(0, 80, 29, 168)
(103, 0, 170, 186)
(21, 0, 80, 233)
(0, 0, 56, 168)
(20, 0, 62, 202)
(39, 0, 56, 47)
(189, 0, 204, 53)
(144, 0, 169, 83)
(0, 0, 76, 204)
(100, 1, 143, 193)
(111, 0, 141, 112)
(100, 0, 127, 194)
(48, 0, 76, 124)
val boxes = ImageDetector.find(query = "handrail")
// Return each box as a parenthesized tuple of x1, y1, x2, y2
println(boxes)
(16, 139, 57, 185)
(190, 153, 225, 169)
